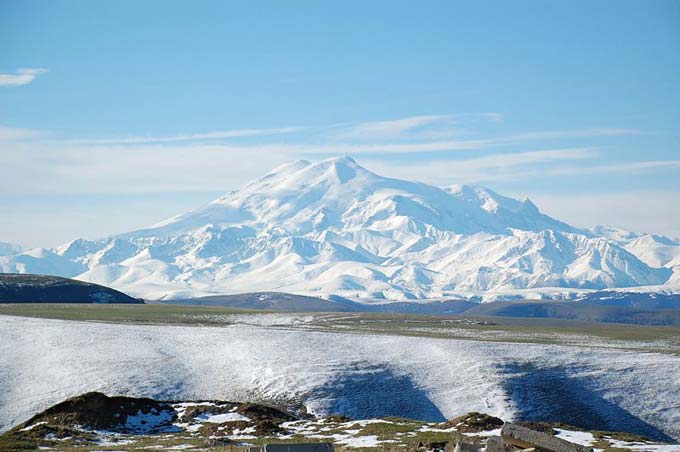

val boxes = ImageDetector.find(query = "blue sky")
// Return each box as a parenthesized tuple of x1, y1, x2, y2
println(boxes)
(1, 0, 679, 247)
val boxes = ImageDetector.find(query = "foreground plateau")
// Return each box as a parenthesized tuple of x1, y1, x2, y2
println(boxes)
(1, 308, 679, 445)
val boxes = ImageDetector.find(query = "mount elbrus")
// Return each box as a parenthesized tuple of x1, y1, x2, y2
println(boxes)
(1, 157, 678, 300)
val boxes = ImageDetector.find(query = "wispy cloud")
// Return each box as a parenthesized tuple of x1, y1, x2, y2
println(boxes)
(528, 159, 680, 177)
(335, 115, 455, 140)
(65, 126, 306, 145)
(507, 128, 646, 141)
(21, 122, 644, 157)
(0, 114, 669, 196)
(0, 68, 47, 87)
(300, 127, 643, 156)
(372, 153, 680, 186)
(369, 148, 598, 185)
(7, 114, 643, 156)
(334, 113, 504, 141)
(483, 112, 504, 123)
(0, 125, 45, 141)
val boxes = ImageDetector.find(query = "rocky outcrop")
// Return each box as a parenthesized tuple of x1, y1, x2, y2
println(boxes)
(487, 422, 593, 452)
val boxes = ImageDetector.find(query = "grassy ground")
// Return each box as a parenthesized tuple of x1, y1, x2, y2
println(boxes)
(0, 303, 259, 325)
(1, 303, 679, 353)
(320, 312, 680, 341)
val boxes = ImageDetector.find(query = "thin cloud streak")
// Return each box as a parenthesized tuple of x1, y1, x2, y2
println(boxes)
(368, 152, 680, 186)
(0, 68, 47, 86)
(481, 159, 680, 183)
(313, 128, 645, 155)
(369, 148, 598, 185)
(0, 125, 45, 141)
(332, 113, 504, 141)
(507, 128, 647, 141)
(63, 126, 306, 145)
(335, 114, 454, 140)
(3, 113, 644, 155)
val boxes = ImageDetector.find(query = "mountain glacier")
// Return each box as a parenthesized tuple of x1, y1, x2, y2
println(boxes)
(2, 156, 678, 300)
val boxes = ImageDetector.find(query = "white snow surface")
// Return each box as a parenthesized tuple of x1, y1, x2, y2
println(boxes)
(195, 412, 250, 423)
(1, 157, 678, 300)
(554, 429, 596, 446)
(0, 315, 679, 442)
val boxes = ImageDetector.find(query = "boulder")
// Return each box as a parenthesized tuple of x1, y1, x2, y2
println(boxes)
(485, 436, 515, 452)
(501, 423, 593, 452)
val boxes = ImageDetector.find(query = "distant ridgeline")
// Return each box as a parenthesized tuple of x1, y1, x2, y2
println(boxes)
(0, 274, 142, 303)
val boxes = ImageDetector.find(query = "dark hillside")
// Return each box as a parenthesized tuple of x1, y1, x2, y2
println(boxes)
(0, 274, 142, 303)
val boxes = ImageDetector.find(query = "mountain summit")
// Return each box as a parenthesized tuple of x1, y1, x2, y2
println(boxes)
(140, 156, 578, 239)
(1, 157, 677, 300)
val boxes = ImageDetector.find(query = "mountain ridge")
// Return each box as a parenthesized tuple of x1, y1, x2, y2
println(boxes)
(1, 156, 678, 301)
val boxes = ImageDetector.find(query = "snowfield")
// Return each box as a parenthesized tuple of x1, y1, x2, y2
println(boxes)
(2, 156, 679, 300)
(1, 314, 679, 442)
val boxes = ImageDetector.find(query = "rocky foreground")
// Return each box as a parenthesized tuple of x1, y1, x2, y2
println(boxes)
(1, 393, 677, 451)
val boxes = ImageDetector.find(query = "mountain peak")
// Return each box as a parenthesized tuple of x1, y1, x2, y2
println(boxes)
(324, 154, 357, 165)
(315, 155, 362, 183)
(304, 155, 363, 176)
(251, 155, 370, 191)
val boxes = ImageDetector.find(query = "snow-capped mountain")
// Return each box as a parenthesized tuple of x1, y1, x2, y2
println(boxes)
(1, 156, 678, 300)
(590, 225, 680, 268)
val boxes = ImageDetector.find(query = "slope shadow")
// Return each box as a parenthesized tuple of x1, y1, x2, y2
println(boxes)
(500, 362, 674, 442)
(311, 365, 445, 422)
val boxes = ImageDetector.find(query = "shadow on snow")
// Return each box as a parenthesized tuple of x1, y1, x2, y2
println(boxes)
(311, 364, 445, 422)
(500, 362, 674, 443)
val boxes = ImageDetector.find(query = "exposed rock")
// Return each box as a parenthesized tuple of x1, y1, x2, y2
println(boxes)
(516, 421, 557, 435)
(501, 422, 593, 452)
(21, 391, 175, 433)
(440, 412, 504, 433)
(446, 440, 482, 452)
(485, 436, 515, 452)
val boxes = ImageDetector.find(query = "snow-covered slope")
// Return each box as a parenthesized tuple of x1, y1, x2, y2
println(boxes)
(591, 226, 680, 268)
(589, 225, 680, 291)
(1, 157, 677, 300)
(2, 315, 679, 440)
